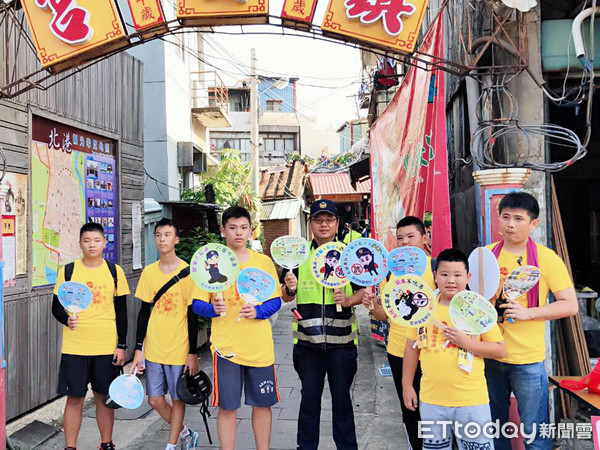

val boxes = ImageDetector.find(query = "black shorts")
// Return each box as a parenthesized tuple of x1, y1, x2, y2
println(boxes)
(58, 354, 121, 398)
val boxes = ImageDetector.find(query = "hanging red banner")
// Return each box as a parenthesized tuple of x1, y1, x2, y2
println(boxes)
(370, 14, 452, 256)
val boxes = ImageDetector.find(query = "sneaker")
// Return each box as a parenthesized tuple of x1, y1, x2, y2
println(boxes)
(99, 442, 116, 450)
(180, 429, 199, 450)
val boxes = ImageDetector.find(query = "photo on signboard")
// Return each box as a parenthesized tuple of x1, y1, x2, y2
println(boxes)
(100, 181, 107, 190)
(102, 217, 108, 227)
(107, 182, 113, 191)
(101, 163, 108, 173)
(94, 180, 101, 190)
(107, 164, 113, 174)
(87, 161, 99, 178)
(101, 200, 107, 209)
(108, 217, 114, 227)
(87, 180, 94, 190)
(108, 234, 115, 244)
(94, 198, 101, 208)
(87, 198, 94, 208)
(107, 199, 114, 208)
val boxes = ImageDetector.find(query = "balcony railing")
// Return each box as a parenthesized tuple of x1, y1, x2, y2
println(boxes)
(190, 71, 229, 114)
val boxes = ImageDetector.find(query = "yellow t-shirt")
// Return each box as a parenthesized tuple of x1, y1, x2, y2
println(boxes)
(486, 241, 573, 364)
(385, 256, 436, 358)
(408, 303, 503, 407)
(53, 259, 130, 356)
(196, 250, 282, 367)
(135, 260, 201, 366)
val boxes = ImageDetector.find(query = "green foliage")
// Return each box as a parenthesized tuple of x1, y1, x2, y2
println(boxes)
(176, 228, 222, 264)
(181, 148, 250, 205)
(181, 148, 262, 226)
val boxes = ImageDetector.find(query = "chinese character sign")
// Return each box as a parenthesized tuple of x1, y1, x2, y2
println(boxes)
(31, 116, 120, 287)
(345, 0, 417, 36)
(21, 0, 126, 72)
(177, 0, 268, 26)
(322, 0, 431, 54)
(281, 0, 318, 25)
(127, 0, 166, 32)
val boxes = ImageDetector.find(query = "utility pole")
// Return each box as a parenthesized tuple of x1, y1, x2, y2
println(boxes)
(250, 48, 259, 195)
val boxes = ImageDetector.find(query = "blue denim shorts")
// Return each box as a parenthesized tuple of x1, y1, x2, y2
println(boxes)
(212, 353, 279, 410)
(145, 360, 184, 400)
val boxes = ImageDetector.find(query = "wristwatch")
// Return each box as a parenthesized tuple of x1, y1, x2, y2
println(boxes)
(117, 343, 128, 350)
(285, 285, 297, 296)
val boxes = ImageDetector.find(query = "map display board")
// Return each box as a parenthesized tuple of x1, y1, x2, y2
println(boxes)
(31, 116, 118, 287)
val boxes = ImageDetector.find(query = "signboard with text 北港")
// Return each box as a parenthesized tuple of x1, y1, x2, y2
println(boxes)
(321, 0, 431, 54)
(281, 0, 318, 30)
(20, 0, 128, 73)
(177, 0, 269, 26)
(31, 116, 119, 287)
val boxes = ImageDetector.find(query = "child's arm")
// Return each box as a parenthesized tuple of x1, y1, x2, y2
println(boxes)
(402, 340, 421, 411)
(192, 298, 219, 318)
(52, 294, 69, 326)
(361, 291, 387, 321)
(442, 327, 505, 359)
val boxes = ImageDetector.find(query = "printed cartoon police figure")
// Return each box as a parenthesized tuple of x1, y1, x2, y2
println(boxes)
(205, 250, 228, 284)
(395, 290, 419, 321)
(356, 247, 378, 275)
(321, 249, 341, 281)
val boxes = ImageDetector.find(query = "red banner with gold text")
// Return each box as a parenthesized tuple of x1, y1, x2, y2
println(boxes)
(370, 14, 451, 256)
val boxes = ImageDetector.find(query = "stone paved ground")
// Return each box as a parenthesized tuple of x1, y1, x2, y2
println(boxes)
(40, 304, 406, 449)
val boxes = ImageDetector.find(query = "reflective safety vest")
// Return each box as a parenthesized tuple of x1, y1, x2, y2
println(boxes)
(292, 243, 358, 348)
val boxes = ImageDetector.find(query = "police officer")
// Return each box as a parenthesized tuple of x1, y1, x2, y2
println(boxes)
(281, 199, 366, 450)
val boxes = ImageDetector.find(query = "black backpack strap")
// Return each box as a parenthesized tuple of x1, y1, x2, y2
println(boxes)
(152, 267, 191, 305)
(106, 261, 118, 290)
(430, 257, 437, 273)
(64, 262, 75, 282)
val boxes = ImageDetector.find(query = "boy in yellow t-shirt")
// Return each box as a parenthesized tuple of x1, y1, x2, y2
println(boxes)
(485, 192, 577, 450)
(131, 218, 201, 450)
(362, 216, 434, 450)
(193, 206, 282, 450)
(52, 223, 130, 450)
(403, 249, 505, 450)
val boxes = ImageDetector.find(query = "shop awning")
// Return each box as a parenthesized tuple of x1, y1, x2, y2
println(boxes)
(260, 198, 304, 221)
(308, 172, 371, 202)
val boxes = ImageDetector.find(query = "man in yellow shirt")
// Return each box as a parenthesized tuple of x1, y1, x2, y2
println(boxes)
(52, 223, 130, 450)
(343, 222, 362, 244)
(486, 192, 578, 450)
(362, 216, 434, 450)
(131, 218, 201, 450)
(403, 249, 505, 450)
(193, 206, 282, 450)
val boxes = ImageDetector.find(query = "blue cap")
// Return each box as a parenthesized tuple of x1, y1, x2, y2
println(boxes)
(310, 199, 338, 218)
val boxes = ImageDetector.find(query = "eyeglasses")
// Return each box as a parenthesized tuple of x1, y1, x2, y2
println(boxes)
(311, 217, 337, 224)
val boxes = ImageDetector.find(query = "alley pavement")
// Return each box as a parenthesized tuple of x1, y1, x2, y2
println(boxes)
(40, 305, 406, 449)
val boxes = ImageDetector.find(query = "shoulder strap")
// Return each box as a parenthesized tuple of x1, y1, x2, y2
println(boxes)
(106, 261, 118, 290)
(430, 257, 437, 273)
(152, 267, 191, 305)
(65, 262, 75, 282)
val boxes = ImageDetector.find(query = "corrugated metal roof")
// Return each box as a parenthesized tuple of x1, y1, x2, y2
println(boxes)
(309, 172, 371, 196)
(260, 199, 304, 221)
(260, 160, 306, 201)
